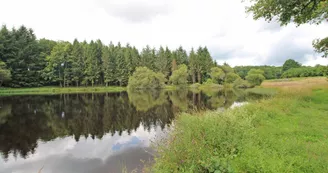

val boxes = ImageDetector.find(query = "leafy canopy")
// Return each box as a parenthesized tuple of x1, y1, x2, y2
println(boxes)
(128, 67, 166, 89)
(282, 59, 301, 72)
(246, 0, 328, 57)
(210, 67, 225, 84)
(170, 64, 188, 85)
(225, 73, 241, 84)
(246, 69, 266, 86)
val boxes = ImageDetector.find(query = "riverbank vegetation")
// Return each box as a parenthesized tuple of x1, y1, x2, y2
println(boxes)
(152, 77, 328, 172)
(0, 86, 125, 95)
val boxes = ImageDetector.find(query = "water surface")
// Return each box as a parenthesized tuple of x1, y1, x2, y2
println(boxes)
(0, 89, 265, 173)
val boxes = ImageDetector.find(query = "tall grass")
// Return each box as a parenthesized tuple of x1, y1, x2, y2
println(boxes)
(152, 78, 328, 172)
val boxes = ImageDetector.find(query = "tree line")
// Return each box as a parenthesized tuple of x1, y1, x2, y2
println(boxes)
(234, 59, 328, 80)
(0, 25, 217, 88)
(0, 25, 327, 88)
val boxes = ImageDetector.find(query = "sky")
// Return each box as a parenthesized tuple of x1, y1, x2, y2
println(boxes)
(0, 0, 327, 67)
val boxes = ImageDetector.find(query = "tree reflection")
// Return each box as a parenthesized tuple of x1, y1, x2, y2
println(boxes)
(127, 90, 167, 112)
(0, 92, 174, 160)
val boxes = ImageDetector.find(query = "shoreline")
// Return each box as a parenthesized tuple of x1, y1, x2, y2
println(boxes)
(0, 86, 126, 96)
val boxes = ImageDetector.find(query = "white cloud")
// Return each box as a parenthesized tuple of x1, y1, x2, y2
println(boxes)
(0, 0, 327, 66)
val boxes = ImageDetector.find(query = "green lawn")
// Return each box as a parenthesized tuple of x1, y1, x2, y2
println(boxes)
(152, 85, 328, 172)
(0, 86, 126, 96)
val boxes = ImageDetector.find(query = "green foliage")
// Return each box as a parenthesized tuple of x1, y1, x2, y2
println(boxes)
(0, 25, 43, 87)
(245, 0, 328, 59)
(127, 67, 166, 89)
(248, 68, 265, 75)
(43, 41, 73, 87)
(204, 78, 214, 85)
(153, 107, 254, 172)
(246, 0, 328, 26)
(282, 65, 328, 78)
(0, 61, 11, 86)
(246, 74, 265, 86)
(0, 86, 125, 95)
(225, 73, 240, 84)
(313, 37, 328, 58)
(234, 66, 282, 79)
(246, 69, 266, 86)
(155, 46, 171, 78)
(2, 24, 324, 89)
(188, 47, 214, 84)
(153, 88, 328, 172)
(220, 63, 234, 74)
(282, 59, 302, 72)
(170, 64, 188, 85)
(233, 78, 251, 89)
(210, 67, 225, 84)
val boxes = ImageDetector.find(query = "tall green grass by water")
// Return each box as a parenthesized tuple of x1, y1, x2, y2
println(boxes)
(152, 79, 328, 172)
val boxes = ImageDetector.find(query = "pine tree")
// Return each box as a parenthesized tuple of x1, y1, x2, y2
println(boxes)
(189, 48, 198, 83)
(155, 46, 170, 78)
(85, 40, 102, 86)
(175, 46, 188, 65)
(116, 42, 129, 86)
(140, 45, 155, 70)
(71, 39, 84, 86)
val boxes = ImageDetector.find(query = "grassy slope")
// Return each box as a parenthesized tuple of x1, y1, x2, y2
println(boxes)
(0, 86, 126, 95)
(153, 77, 328, 172)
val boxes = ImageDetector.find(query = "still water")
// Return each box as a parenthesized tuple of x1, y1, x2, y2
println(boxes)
(0, 89, 265, 173)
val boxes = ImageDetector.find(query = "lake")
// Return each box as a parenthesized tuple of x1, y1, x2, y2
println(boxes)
(0, 89, 265, 173)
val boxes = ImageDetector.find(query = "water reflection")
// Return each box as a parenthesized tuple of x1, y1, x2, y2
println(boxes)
(0, 89, 266, 173)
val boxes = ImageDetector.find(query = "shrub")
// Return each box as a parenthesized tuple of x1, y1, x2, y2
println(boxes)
(170, 64, 188, 85)
(190, 83, 201, 89)
(127, 67, 166, 89)
(245, 69, 266, 86)
(233, 78, 251, 88)
(246, 74, 265, 86)
(225, 73, 240, 83)
(204, 78, 214, 85)
(210, 67, 225, 84)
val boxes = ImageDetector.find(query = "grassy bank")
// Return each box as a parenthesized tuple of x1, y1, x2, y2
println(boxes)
(0, 86, 126, 96)
(152, 77, 328, 172)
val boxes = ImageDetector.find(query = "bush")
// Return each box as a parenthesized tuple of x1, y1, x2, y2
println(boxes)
(225, 73, 240, 83)
(210, 67, 225, 84)
(127, 67, 166, 89)
(246, 74, 265, 86)
(233, 78, 251, 88)
(245, 69, 266, 86)
(204, 78, 214, 85)
(170, 64, 188, 85)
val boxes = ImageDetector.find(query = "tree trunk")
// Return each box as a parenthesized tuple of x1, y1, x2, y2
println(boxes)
(197, 71, 201, 84)
(192, 72, 196, 83)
